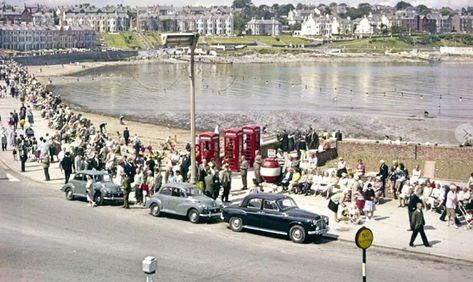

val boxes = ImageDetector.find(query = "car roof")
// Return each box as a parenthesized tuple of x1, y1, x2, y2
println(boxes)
(77, 170, 108, 176)
(162, 183, 197, 189)
(244, 193, 288, 201)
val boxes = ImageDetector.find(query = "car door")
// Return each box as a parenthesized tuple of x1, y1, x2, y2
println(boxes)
(243, 198, 263, 227)
(167, 187, 184, 214)
(260, 199, 287, 233)
(158, 186, 173, 211)
(72, 173, 86, 197)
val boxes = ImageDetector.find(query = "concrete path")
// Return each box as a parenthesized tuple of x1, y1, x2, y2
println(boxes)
(1, 95, 472, 262)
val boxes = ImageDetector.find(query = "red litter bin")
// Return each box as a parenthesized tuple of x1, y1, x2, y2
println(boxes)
(260, 158, 281, 183)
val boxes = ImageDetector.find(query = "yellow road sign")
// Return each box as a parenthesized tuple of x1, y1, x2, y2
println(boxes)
(355, 227, 373, 250)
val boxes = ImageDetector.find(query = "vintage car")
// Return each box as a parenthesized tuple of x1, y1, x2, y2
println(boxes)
(144, 183, 223, 223)
(222, 193, 329, 243)
(60, 170, 123, 206)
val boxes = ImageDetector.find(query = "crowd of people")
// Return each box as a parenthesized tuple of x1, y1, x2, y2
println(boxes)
(1, 59, 472, 243)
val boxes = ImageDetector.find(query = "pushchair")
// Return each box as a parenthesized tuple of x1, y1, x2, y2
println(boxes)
(459, 202, 472, 229)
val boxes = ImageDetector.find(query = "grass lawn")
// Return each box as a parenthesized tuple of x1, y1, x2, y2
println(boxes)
(325, 38, 413, 51)
(142, 32, 163, 46)
(100, 32, 142, 49)
(203, 35, 314, 46)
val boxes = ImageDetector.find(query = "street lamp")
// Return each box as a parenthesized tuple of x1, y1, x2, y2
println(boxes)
(163, 33, 200, 184)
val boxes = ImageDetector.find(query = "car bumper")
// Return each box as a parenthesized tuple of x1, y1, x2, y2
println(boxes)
(104, 196, 124, 201)
(308, 227, 330, 235)
(200, 212, 223, 219)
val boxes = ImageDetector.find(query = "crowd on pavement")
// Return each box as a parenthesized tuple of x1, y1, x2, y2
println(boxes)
(1, 59, 472, 250)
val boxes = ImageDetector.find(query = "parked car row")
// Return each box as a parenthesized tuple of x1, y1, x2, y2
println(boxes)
(61, 170, 330, 243)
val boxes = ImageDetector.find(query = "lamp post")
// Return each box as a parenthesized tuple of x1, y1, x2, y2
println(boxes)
(163, 33, 200, 184)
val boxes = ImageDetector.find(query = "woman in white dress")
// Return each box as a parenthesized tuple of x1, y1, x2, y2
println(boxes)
(411, 165, 422, 183)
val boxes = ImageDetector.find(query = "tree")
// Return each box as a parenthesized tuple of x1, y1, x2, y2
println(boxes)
(233, 14, 248, 35)
(358, 3, 372, 14)
(232, 0, 253, 9)
(416, 4, 431, 16)
(395, 1, 412, 11)
(439, 7, 457, 17)
(276, 4, 295, 17)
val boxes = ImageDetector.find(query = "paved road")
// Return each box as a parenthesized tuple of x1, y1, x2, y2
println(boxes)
(1, 167, 472, 282)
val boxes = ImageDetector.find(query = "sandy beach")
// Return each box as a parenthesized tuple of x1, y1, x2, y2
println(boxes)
(29, 61, 192, 152)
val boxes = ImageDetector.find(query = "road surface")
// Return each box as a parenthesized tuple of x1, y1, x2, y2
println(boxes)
(0, 166, 472, 282)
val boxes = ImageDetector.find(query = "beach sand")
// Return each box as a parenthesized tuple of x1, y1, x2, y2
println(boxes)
(29, 62, 192, 152)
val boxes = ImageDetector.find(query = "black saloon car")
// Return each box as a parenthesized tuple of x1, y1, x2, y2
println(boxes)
(223, 193, 329, 243)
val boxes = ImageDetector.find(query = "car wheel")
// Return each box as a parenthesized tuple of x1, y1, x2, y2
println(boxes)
(229, 216, 243, 232)
(150, 204, 161, 217)
(94, 193, 104, 206)
(289, 225, 306, 243)
(65, 188, 74, 201)
(188, 209, 200, 223)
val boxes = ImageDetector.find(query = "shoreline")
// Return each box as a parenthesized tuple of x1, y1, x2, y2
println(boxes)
(27, 56, 472, 147)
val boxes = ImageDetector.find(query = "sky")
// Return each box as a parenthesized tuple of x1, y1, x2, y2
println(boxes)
(7, 0, 472, 9)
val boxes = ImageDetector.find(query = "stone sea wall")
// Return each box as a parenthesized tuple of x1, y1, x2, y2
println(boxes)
(337, 141, 473, 181)
(13, 50, 138, 66)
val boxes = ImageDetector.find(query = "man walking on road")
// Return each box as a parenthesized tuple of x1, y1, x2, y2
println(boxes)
(60, 152, 73, 184)
(240, 156, 248, 190)
(409, 202, 431, 247)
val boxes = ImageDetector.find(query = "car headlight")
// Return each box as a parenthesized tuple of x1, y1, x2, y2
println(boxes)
(312, 219, 318, 225)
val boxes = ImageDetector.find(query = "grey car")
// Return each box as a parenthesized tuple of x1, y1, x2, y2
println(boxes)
(60, 170, 123, 206)
(144, 183, 223, 223)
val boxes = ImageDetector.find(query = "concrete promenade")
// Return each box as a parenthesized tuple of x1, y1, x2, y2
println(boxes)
(1, 95, 472, 262)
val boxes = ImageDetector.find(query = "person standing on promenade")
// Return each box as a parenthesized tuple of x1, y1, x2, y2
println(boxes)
(1, 129, 7, 151)
(376, 160, 389, 197)
(60, 152, 73, 184)
(409, 202, 431, 247)
(221, 164, 232, 203)
(254, 151, 263, 184)
(19, 136, 28, 172)
(446, 185, 458, 228)
(120, 171, 130, 209)
(239, 156, 248, 190)
(42, 152, 50, 181)
(123, 127, 130, 146)
(363, 184, 376, 221)
(153, 167, 162, 193)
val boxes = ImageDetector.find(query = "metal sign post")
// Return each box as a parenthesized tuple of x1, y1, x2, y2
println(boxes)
(355, 226, 373, 282)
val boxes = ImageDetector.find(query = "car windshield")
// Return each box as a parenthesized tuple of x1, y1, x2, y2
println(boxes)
(185, 187, 203, 197)
(91, 174, 112, 183)
(277, 198, 298, 210)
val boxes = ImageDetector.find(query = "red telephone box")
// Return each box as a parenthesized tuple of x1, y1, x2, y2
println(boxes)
(198, 132, 220, 168)
(242, 124, 261, 167)
(224, 128, 243, 172)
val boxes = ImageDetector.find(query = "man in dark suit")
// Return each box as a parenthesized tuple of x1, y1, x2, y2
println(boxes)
(123, 127, 130, 145)
(408, 189, 422, 230)
(377, 160, 389, 197)
(61, 152, 74, 184)
(409, 202, 431, 247)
